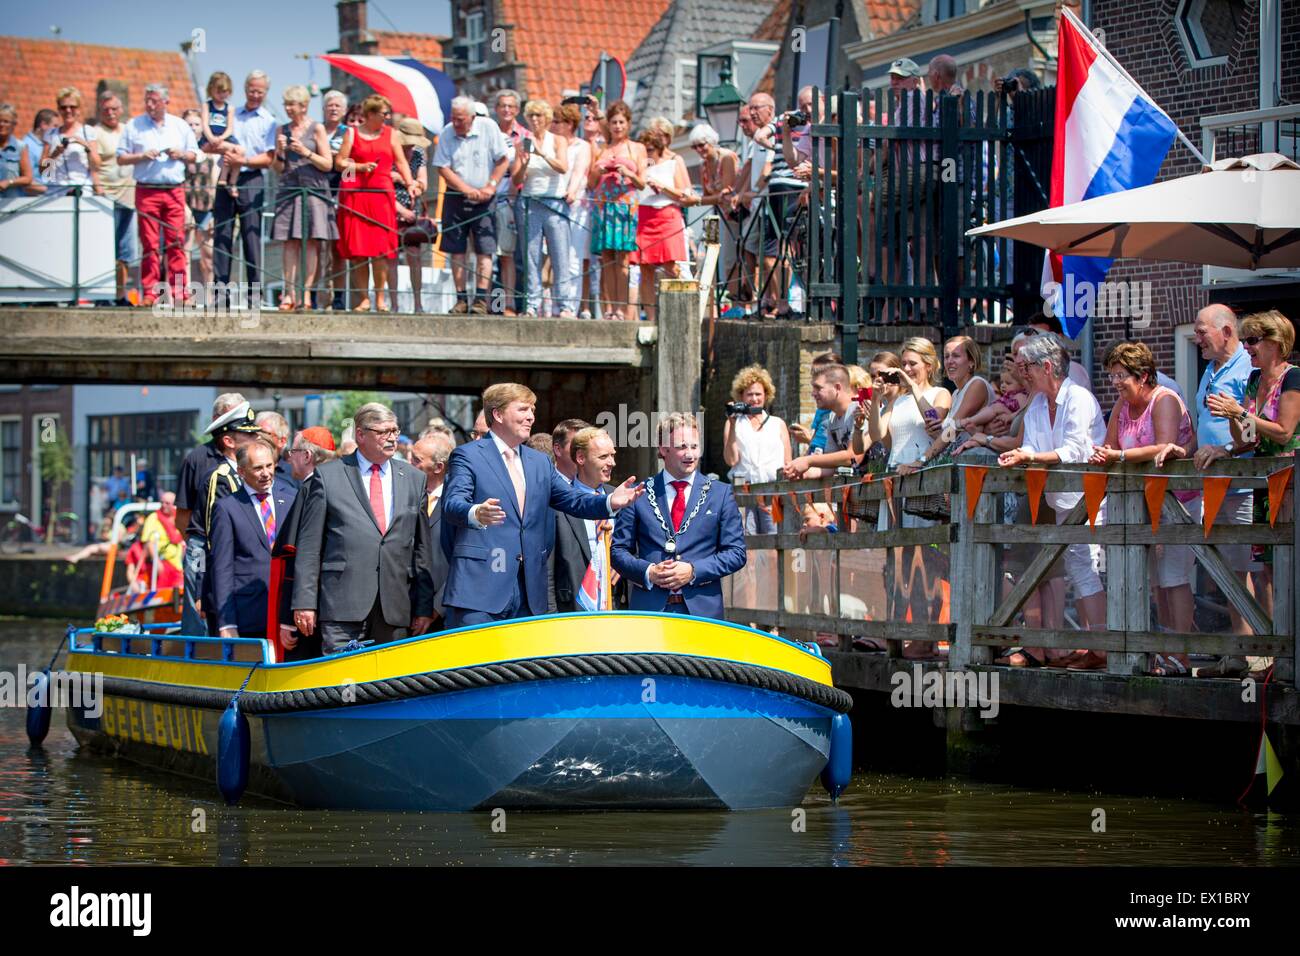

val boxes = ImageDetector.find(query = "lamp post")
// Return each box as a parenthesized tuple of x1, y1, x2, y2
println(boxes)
(702, 59, 744, 146)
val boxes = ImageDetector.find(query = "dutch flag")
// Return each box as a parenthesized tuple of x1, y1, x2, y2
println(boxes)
(1043, 9, 1180, 338)
(320, 54, 457, 132)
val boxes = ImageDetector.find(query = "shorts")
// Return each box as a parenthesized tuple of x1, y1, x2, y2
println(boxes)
(1220, 494, 1261, 572)
(1058, 504, 1103, 599)
(493, 195, 518, 255)
(190, 209, 214, 231)
(114, 205, 138, 262)
(441, 194, 497, 256)
(1148, 495, 1198, 589)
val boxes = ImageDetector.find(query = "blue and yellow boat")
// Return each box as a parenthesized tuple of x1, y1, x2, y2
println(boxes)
(59, 613, 853, 811)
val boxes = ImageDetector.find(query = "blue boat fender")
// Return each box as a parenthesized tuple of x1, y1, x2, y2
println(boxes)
(25, 669, 53, 746)
(216, 699, 250, 805)
(820, 713, 852, 800)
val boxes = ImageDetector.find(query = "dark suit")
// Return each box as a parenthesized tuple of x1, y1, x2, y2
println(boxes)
(552, 482, 626, 612)
(441, 436, 612, 626)
(270, 472, 322, 660)
(611, 471, 747, 621)
(421, 487, 450, 622)
(275, 456, 301, 491)
(208, 480, 297, 638)
(292, 453, 435, 653)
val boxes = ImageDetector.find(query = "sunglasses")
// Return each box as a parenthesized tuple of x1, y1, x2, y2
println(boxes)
(1243, 336, 1266, 346)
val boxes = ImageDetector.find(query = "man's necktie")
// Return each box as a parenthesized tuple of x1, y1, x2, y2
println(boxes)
(255, 492, 276, 546)
(670, 479, 688, 532)
(369, 463, 387, 534)
(426, 490, 437, 517)
(503, 447, 526, 513)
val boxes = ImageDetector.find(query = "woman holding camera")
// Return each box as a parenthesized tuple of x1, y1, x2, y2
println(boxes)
(40, 87, 101, 192)
(723, 364, 792, 534)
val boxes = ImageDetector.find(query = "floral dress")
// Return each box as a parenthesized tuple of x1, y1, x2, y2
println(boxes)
(1245, 365, 1300, 558)
(590, 145, 638, 253)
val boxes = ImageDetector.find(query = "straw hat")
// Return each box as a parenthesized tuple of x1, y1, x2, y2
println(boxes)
(395, 117, 431, 148)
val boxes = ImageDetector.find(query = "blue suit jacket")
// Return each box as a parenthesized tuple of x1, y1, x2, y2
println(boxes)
(610, 471, 747, 621)
(208, 479, 297, 636)
(441, 437, 611, 615)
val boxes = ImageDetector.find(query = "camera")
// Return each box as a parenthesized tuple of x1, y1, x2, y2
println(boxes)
(521, 138, 534, 155)
(999, 75, 1020, 94)
(726, 401, 764, 416)
(784, 110, 808, 126)
(60, 137, 70, 147)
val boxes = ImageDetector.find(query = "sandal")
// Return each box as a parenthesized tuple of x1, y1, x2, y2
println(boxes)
(1066, 650, 1107, 671)
(278, 297, 295, 311)
(994, 648, 1042, 668)
(1147, 654, 1190, 677)
(1196, 656, 1248, 679)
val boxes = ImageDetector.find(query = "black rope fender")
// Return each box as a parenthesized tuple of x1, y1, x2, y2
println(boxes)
(92, 653, 853, 716)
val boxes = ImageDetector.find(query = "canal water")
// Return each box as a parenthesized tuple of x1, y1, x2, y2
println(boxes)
(1, 620, 1297, 866)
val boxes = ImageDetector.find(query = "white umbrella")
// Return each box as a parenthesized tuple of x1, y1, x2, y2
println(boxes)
(967, 153, 1300, 270)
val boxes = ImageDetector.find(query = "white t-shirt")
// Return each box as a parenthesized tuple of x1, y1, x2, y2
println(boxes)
(43, 124, 99, 185)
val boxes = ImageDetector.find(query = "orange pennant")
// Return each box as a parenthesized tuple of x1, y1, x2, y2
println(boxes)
(1268, 466, 1294, 528)
(864, 472, 875, 483)
(771, 494, 784, 526)
(841, 484, 852, 510)
(1024, 469, 1047, 524)
(883, 477, 894, 499)
(804, 492, 815, 508)
(1082, 472, 1108, 530)
(964, 466, 988, 520)
(1144, 476, 1168, 534)
(1202, 475, 1233, 537)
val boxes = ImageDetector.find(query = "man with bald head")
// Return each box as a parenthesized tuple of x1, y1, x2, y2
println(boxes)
(927, 55, 962, 96)
(1191, 303, 1259, 644)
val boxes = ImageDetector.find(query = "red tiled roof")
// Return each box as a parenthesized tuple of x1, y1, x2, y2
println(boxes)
(753, 0, 792, 42)
(863, 0, 921, 39)
(373, 31, 448, 66)
(501, 0, 673, 105)
(0, 36, 200, 128)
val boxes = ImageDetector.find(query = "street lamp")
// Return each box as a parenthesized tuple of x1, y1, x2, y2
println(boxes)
(702, 59, 744, 146)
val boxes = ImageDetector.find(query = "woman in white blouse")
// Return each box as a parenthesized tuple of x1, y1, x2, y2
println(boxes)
(899, 334, 993, 472)
(40, 87, 101, 191)
(722, 364, 791, 533)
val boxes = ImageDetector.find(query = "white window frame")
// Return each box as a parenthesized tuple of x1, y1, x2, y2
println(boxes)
(1175, 0, 1235, 68)
(0, 415, 21, 512)
(465, 10, 486, 69)
(1174, 323, 1202, 431)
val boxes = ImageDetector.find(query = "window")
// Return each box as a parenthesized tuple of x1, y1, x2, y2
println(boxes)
(466, 10, 486, 69)
(0, 418, 20, 510)
(1176, 0, 1247, 67)
(86, 411, 199, 524)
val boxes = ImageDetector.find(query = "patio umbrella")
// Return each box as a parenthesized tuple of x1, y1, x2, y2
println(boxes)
(968, 153, 1300, 270)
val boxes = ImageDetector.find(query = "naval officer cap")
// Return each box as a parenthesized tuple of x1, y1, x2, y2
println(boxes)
(204, 401, 264, 437)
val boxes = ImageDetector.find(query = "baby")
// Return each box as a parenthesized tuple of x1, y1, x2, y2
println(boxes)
(960, 359, 1028, 433)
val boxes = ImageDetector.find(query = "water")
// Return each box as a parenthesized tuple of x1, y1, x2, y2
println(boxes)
(1, 620, 1297, 866)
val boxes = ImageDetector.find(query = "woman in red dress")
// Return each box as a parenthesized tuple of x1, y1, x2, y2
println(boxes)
(635, 124, 696, 323)
(334, 95, 420, 312)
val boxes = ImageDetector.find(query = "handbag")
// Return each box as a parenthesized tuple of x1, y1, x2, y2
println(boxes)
(402, 197, 437, 247)
(902, 450, 952, 522)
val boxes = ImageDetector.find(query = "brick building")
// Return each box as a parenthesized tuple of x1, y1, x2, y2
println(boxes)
(330, 1, 450, 107)
(1090, 0, 1299, 401)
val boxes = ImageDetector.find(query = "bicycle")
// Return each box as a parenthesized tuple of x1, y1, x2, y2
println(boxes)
(0, 511, 80, 554)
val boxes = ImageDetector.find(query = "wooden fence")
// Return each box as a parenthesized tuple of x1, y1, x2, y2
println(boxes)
(728, 454, 1297, 683)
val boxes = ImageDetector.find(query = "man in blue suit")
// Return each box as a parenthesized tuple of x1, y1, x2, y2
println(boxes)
(611, 413, 747, 620)
(209, 439, 297, 639)
(441, 383, 644, 627)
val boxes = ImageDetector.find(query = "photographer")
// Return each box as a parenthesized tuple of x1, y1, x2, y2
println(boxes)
(723, 365, 791, 533)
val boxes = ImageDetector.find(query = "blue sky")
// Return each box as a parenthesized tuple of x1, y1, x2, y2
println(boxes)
(9, 0, 453, 121)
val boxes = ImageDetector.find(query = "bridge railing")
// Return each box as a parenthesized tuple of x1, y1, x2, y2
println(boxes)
(728, 454, 1297, 682)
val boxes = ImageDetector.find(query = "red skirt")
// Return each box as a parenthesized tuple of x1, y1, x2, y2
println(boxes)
(337, 185, 398, 260)
(636, 204, 686, 264)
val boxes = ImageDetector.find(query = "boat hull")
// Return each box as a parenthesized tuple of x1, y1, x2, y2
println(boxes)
(63, 613, 851, 811)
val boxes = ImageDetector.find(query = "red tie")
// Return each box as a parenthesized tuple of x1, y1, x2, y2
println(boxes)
(670, 479, 688, 532)
(369, 463, 387, 534)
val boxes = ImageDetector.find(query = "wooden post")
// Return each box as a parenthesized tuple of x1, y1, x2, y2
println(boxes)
(656, 278, 702, 420)
(951, 457, 996, 669)
(1106, 469, 1148, 675)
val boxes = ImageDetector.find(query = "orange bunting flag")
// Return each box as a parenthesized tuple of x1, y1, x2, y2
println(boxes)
(1024, 469, 1047, 524)
(882, 477, 895, 499)
(1202, 475, 1233, 538)
(864, 472, 875, 483)
(804, 492, 815, 508)
(1268, 466, 1294, 528)
(1082, 472, 1108, 529)
(1144, 476, 1169, 534)
(964, 466, 988, 521)
(771, 494, 784, 526)
(842, 484, 852, 510)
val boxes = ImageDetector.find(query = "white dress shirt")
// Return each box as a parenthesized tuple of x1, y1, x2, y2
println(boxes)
(1020, 377, 1106, 513)
(573, 477, 603, 556)
(470, 430, 614, 526)
(355, 450, 394, 528)
(118, 113, 198, 185)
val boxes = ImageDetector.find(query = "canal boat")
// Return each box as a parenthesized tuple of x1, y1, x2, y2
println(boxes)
(56, 613, 853, 811)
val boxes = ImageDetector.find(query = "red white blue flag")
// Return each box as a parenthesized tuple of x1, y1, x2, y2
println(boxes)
(577, 525, 613, 612)
(1043, 9, 1179, 338)
(320, 54, 456, 132)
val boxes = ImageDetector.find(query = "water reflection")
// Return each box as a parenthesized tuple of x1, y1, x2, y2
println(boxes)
(0, 620, 1296, 866)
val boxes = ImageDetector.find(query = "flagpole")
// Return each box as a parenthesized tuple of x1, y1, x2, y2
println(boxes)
(1061, 8, 1209, 165)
